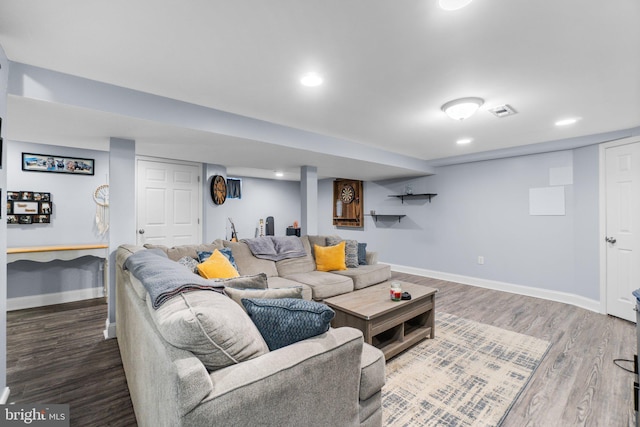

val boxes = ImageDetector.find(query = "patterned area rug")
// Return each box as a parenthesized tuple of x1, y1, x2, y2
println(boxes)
(383, 312, 550, 427)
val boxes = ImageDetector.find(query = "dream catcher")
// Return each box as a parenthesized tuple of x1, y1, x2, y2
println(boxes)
(93, 184, 109, 235)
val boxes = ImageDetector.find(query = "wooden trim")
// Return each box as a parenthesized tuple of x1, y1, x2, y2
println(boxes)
(8, 244, 108, 254)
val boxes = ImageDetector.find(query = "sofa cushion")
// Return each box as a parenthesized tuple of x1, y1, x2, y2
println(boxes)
(284, 271, 353, 300)
(360, 344, 386, 401)
(143, 241, 224, 262)
(327, 236, 359, 268)
(274, 236, 316, 277)
(242, 298, 335, 350)
(267, 276, 313, 300)
(315, 242, 347, 272)
(331, 264, 392, 290)
(223, 241, 279, 277)
(225, 287, 303, 311)
(147, 290, 269, 371)
(197, 249, 240, 279)
(307, 235, 327, 258)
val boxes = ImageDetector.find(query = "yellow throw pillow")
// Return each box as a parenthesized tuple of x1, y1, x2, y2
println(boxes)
(197, 249, 240, 279)
(314, 242, 347, 272)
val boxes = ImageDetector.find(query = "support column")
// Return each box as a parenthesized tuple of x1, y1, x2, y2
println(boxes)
(300, 166, 318, 235)
(105, 138, 136, 339)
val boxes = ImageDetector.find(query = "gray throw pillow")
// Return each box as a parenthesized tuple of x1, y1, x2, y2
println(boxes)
(242, 298, 335, 351)
(147, 290, 269, 371)
(225, 287, 303, 311)
(221, 273, 269, 289)
(177, 256, 199, 274)
(326, 237, 359, 268)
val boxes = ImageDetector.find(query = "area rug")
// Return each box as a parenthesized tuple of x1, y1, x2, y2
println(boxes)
(382, 312, 550, 427)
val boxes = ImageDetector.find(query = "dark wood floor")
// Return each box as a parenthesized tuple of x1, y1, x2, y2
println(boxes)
(6, 272, 637, 426)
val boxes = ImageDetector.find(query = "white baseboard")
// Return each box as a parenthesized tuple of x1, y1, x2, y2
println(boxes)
(388, 263, 601, 313)
(0, 387, 10, 404)
(103, 318, 117, 340)
(7, 287, 105, 311)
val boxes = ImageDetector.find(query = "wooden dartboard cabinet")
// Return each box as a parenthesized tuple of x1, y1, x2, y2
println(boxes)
(333, 179, 363, 227)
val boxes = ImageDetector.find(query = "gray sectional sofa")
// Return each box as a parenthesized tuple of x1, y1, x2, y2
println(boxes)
(115, 235, 390, 427)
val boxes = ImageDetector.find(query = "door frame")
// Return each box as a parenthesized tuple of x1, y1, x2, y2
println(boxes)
(135, 155, 204, 246)
(598, 135, 640, 316)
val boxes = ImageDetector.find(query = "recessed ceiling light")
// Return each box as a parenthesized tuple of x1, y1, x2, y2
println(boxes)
(555, 118, 580, 126)
(456, 138, 473, 145)
(300, 72, 323, 87)
(274, 171, 284, 177)
(439, 0, 473, 11)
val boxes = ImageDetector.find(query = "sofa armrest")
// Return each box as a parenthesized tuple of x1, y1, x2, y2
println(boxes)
(192, 327, 366, 426)
(366, 251, 378, 265)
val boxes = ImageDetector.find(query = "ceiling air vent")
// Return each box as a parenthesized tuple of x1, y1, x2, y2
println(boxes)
(488, 104, 517, 118)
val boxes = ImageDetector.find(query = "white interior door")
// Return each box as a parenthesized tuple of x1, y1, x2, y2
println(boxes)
(136, 159, 201, 247)
(605, 141, 640, 322)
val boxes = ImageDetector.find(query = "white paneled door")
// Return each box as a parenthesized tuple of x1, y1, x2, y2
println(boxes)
(605, 141, 640, 322)
(136, 159, 201, 247)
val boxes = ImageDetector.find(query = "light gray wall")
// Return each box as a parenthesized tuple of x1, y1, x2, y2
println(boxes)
(203, 171, 301, 243)
(107, 138, 136, 335)
(319, 146, 600, 301)
(0, 43, 10, 400)
(6, 141, 109, 299)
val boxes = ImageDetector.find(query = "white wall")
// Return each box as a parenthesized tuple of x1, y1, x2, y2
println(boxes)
(319, 146, 600, 303)
(203, 172, 301, 243)
(6, 141, 109, 246)
(6, 140, 109, 300)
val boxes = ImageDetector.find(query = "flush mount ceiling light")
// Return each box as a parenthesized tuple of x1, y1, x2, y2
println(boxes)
(441, 97, 484, 121)
(555, 117, 580, 126)
(274, 171, 284, 177)
(456, 138, 473, 145)
(439, 0, 474, 11)
(300, 72, 323, 87)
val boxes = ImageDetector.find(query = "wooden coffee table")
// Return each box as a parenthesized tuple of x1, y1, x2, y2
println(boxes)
(324, 281, 437, 360)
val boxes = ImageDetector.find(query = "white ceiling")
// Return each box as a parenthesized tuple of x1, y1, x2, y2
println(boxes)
(1, 0, 639, 180)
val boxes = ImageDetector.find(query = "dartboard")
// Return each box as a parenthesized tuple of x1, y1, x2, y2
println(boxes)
(340, 185, 355, 204)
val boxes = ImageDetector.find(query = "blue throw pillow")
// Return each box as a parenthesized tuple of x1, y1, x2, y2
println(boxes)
(242, 298, 335, 351)
(198, 248, 238, 269)
(358, 242, 367, 265)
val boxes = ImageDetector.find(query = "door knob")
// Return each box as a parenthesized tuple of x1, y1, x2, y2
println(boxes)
(605, 236, 616, 244)
(138, 229, 145, 235)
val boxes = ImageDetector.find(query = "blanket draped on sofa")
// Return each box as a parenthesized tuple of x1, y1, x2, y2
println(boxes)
(124, 250, 225, 308)
(242, 236, 307, 261)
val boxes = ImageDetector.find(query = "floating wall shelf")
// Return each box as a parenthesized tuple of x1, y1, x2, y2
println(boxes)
(389, 193, 437, 204)
(367, 214, 406, 223)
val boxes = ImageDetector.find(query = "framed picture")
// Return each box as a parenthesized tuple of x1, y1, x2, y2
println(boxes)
(7, 190, 53, 225)
(39, 202, 52, 214)
(13, 201, 39, 215)
(18, 215, 33, 224)
(22, 152, 94, 175)
(33, 215, 50, 224)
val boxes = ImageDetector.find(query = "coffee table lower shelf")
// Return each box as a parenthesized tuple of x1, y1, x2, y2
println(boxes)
(325, 281, 437, 361)
(372, 323, 433, 360)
